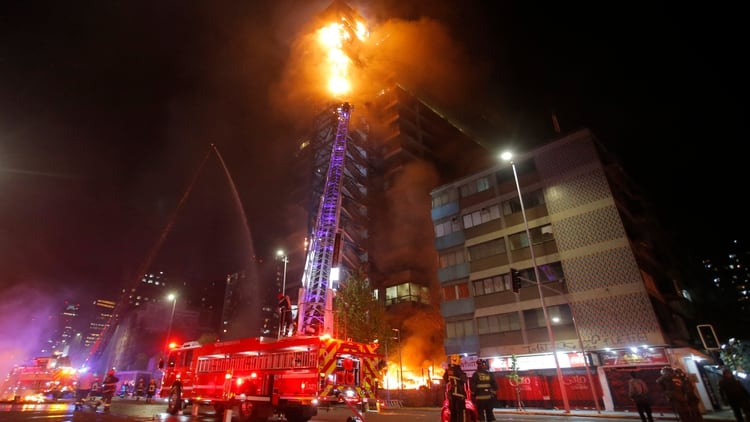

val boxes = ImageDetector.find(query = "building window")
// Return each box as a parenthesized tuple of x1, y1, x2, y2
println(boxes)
(462, 204, 501, 229)
(502, 189, 545, 216)
(508, 224, 554, 250)
(442, 281, 470, 302)
(439, 249, 466, 268)
(446, 319, 475, 338)
(468, 238, 506, 261)
(385, 282, 431, 306)
(432, 189, 458, 208)
(476, 312, 521, 334)
(524, 304, 571, 329)
(473, 273, 511, 296)
(509, 262, 564, 288)
(459, 176, 491, 198)
(435, 217, 462, 237)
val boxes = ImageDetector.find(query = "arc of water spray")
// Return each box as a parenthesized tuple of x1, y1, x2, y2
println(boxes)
(88, 143, 259, 362)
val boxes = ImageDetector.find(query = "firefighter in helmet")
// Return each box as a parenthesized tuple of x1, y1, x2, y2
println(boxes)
(277, 293, 293, 337)
(656, 366, 691, 421)
(470, 359, 498, 422)
(443, 354, 467, 422)
(96, 369, 119, 412)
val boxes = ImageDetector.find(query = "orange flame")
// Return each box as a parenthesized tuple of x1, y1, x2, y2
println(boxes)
(316, 17, 368, 97)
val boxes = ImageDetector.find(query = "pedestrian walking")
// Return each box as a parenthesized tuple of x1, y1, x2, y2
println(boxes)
(470, 359, 497, 422)
(628, 371, 654, 422)
(719, 368, 750, 422)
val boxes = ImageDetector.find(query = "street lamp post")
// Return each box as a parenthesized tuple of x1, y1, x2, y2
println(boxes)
(276, 249, 289, 296)
(165, 293, 177, 355)
(392, 328, 403, 393)
(501, 151, 570, 413)
(277, 250, 289, 339)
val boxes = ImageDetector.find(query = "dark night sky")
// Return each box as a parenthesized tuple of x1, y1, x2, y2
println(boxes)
(0, 1, 745, 367)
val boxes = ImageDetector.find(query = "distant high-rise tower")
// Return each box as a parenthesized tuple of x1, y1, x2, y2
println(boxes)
(83, 299, 116, 353)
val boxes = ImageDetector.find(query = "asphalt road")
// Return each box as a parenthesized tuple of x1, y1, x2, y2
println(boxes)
(0, 398, 738, 422)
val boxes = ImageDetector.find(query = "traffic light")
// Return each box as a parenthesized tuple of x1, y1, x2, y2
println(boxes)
(511, 268, 522, 293)
(697, 324, 720, 350)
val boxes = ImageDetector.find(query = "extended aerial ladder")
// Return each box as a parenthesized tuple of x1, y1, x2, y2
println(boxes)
(297, 102, 352, 336)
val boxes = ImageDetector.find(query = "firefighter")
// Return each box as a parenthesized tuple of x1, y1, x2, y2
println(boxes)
(74, 371, 94, 410)
(277, 293, 293, 337)
(146, 379, 157, 403)
(96, 369, 119, 412)
(134, 378, 145, 401)
(656, 366, 691, 422)
(443, 354, 467, 422)
(470, 359, 497, 422)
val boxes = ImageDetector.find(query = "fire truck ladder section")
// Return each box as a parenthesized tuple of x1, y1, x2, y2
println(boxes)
(299, 102, 351, 336)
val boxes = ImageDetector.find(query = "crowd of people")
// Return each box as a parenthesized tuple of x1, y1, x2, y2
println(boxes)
(74, 370, 160, 411)
(440, 356, 750, 422)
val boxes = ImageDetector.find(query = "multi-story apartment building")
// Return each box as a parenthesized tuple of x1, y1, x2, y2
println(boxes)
(287, 83, 493, 378)
(431, 128, 717, 413)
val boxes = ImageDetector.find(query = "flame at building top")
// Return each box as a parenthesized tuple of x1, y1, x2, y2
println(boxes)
(315, 0, 369, 97)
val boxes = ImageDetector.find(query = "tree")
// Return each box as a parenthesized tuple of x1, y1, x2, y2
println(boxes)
(506, 355, 524, 411)
(333, 267, 387, 344)
(720, 338, 750, 373)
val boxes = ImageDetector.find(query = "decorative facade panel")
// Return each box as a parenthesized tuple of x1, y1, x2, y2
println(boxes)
(571, 293, 664, 350)
(562, 247, 642, 291)
(554, 206, 626, 252)
(545, 167, 612, 215)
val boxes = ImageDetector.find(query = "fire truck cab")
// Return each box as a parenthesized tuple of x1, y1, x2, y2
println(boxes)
(160, 334, 380, 422)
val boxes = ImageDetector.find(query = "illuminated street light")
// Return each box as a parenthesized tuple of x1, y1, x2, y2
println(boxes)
(277, 250, 290, 339)
(276, 249, 289, 296)
(501, 151, 570, 413)
(165, 293, 177, 354)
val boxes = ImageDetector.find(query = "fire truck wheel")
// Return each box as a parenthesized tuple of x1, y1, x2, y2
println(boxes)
(166, 387, 182, 415)
(285, 407, 310, 422)
(237, 401, 253, 422)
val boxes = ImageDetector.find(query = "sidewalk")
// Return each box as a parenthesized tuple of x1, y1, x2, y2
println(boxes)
(492, 407, 737, 421)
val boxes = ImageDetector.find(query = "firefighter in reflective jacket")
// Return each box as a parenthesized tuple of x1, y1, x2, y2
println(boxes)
(444, 355, 467, 422)
(470, 359, 498, 422)
(96, 369, 119, 412)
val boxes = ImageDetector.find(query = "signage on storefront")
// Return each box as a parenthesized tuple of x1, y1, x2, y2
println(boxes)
(488, 352, 592, 371)
(598, 347, 667, 366)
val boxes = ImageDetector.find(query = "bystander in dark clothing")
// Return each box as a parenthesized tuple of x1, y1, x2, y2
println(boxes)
(656, 366, 692, 422)
(628, 371, 654, 422)
(444, 355, 467, 422)
(676, 368, 703, 422)
(470, 359, 497, 422)
(719, 368, 750, 422)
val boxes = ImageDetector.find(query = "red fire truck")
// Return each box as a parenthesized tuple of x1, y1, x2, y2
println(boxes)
(160, 334, 381, 422)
